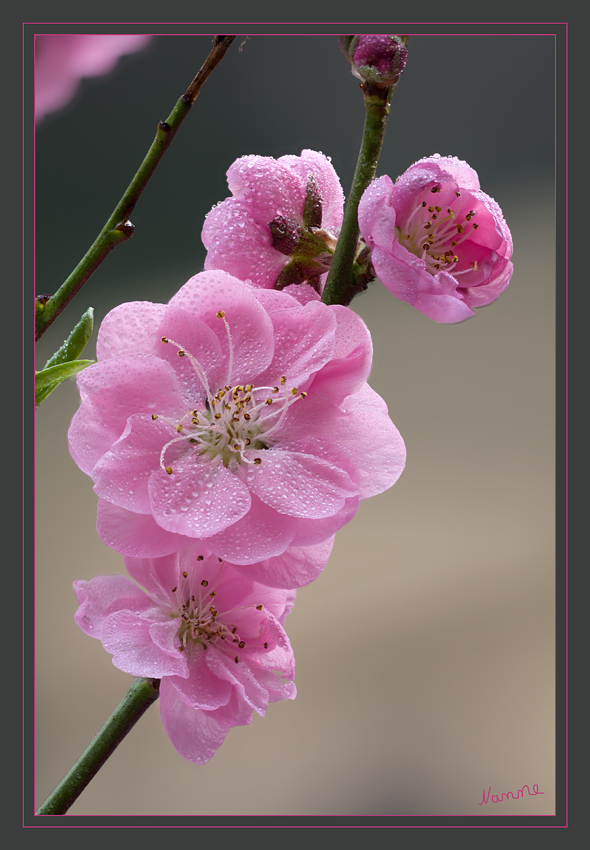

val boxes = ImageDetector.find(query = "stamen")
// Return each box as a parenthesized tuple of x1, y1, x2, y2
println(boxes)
(216, 311, 234, 387)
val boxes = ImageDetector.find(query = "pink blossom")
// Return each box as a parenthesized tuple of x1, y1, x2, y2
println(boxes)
(202, 150, 344, 291)
(68, 271, 406, 573)
(358, 155, 513, 323)
(73, 549, 296, 763)
(35, 34, 151, 123)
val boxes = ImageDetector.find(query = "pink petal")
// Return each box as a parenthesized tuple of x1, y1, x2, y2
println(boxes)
(307, 304, 373, 403)
(225, 155, 306, 220)
(159, 680, 245, 764)
(148, 456, 252, 538)
(202, 203, 286, 287)
(96, 301, 167, 361)
(231, 536, 335, 589)
(358, 175, 397, 249)
(166, 646, 233, 710)
(101, 610, 189, 678)
(247, 449, 356, 518)
(204, 494, 298, 565)
(92, 413, 174, 514)
(205, 651, 273, 715)
(290, 496, 359, 547)
(255, 298, 337, 388)
(155, 304, 225, 405)
(322, 383, 406, 498)
(73, 575, 152, 639)
(68, 356, 182, 475)
(278, 149, 345, 228)
(96, 499, 196, 557)
(168, 272, 275, 383)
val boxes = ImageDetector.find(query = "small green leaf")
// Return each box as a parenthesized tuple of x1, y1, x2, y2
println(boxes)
(43, 307, 94, 370)
(35, 359, 94, 406)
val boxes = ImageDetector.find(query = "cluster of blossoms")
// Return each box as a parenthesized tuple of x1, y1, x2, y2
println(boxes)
(70, 138, 511, 762)
(70, 263, 405, 761)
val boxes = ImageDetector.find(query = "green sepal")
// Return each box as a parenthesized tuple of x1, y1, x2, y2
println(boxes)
(35, 359, 94, 407)
(43, 307, 94, 370)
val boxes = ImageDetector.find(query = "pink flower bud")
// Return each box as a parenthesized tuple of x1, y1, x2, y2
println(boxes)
(339, 35, 408, 88)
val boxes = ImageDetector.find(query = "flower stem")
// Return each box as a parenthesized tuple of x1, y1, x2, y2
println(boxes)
(34, 35, 236, 342)
(321, 84, 395, 307)
(35, 677, 161, 816)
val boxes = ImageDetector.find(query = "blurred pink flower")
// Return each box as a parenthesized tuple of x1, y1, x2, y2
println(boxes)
(202, 150, 344, 292)
(68, 271, 405, 569)
(35, 34, 151, 123)
(73, 549, 296, 763)
(358, 154, 513, 322)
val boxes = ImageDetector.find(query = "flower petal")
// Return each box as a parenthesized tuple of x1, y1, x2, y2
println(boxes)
(159, 680, 248, 764)
(101, 610, 189, 678)
(96, 498, 196, 557)
(73, 575, 152, 639)
(247, 449, 356, 518)
(148, 457, 252, 538)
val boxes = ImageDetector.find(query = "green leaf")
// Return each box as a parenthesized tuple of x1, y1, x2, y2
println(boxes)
(43, 307, 94, 370)
(35, 359, 94, 406)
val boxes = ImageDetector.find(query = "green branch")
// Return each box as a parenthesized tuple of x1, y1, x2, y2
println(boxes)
(35, 35, 236, 342)
(321, 84, 395, 307)
(36, 678, 161, 816)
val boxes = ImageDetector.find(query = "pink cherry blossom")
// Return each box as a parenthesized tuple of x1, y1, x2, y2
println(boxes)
(358, 154, 513, 322)
(202, 150, 344, 292)
(73, 549, 296, 763)
(35, 34, 151, 123)
(68, 271, 405, 574)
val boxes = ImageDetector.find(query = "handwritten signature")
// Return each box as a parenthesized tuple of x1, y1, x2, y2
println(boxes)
(479, 784, 544, 805)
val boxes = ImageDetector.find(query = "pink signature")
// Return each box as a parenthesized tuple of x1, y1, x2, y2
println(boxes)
(479, 784, 545, 805)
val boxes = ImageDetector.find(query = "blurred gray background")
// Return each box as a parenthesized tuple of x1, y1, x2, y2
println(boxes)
(34, 33, 556, 817)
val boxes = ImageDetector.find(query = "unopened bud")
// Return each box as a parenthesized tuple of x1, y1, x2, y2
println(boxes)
(339, 35, 408, 88)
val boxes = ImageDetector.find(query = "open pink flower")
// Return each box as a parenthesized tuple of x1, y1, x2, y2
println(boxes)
(35, 34, 151, 123)
(68, 270, 406, 571)
(202, 150, 344, 292)
(73, 549, 296, 763)
(358, 154, 513, 322)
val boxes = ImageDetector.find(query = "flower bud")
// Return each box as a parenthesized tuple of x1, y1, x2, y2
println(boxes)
(339, 35, 408, 88)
